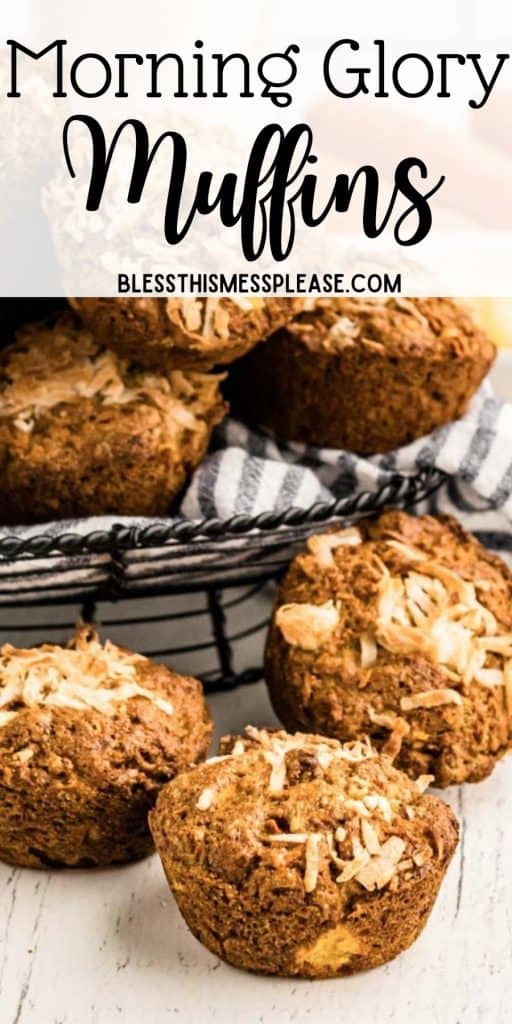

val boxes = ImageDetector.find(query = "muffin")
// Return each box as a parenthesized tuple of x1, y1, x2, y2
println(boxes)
(0, 625, 212, 868)
(150, 726, 458, 978)
(0, 314, 226, 524)
(70, 297, 304, 371)
(265, 511, 512, 787)
(228, 298, 495, 453)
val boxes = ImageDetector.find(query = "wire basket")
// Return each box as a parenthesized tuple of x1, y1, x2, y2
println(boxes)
(0, 467, 445, 605)
(0, 299, 446, 688)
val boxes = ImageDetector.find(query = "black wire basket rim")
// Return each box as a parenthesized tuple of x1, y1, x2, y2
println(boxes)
(0, 468, 446, 560)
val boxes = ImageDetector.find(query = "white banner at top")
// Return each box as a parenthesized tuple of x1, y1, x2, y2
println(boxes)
(1, 0, 512, 296)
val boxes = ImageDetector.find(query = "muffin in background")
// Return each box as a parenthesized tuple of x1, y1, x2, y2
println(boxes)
(0, 314, 226, 524)
(150, 726, 458, 978)
(265, 510, 512, 787)
(228, 297, 495, 454)
(0, 625, 212, 868)
(70, 297, 304, 371)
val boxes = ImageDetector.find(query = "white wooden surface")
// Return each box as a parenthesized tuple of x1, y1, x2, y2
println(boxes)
(1, 354, 512, 1024)
(1, 676, 511, 1024)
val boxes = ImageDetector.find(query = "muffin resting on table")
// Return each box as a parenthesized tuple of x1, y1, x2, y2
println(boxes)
(150, 726, 458, 978)
(265, 511, 512, 787)
(0, 626, 212, 868)
(0, 315, 226, 524)
(70, 297, 304, 370)
(228, 298, 495, 453)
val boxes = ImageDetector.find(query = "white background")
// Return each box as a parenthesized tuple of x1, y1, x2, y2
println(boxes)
(1, 0, 512, 294)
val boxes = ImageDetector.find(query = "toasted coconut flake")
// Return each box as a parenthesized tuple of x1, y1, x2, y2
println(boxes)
(196, 787, 215, 811)
(336, 737, 375, 763)
(473, 668, 504, 687)
(385, 539, 428, 563)
(267, 833, 309, 844)
(307, 528, 362, 569)
(12, 746, 34, 764)
(213, 303, 231, 339)
(3, 321, 223, 441)
(316, 748, 333, 770)
(334, 826, 347, 844)
(368, 707, 410, 760)
(400, 688, 463, 712)
(326, 832, 345, 870)
(244, 725, 272, 747)
(398, 858, 414, 872)
(336, 849, 371, 884)
(375, 558, 512, 693)
(345, 798, 371, 817)
(354, 836, 406, 892)
(181, 298, 203, 332)
(263, 749, 287, 796)
(304, 833, 322, 893)
(0, 630, 174, 726)
(275, 600, 339, 651)
(360, 631, 378, 669)
(361, 819, 381, 856)
(415, 774, 434, 794)
(363, 793, 394, 823)
(328, 316, 359, 342)
(504, 662, 512, 716)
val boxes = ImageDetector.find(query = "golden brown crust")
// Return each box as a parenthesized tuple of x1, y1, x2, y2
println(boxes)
(70, 297, 305, 370)
(228, 298, 496, 453)
(0, 315, 226, 523)
(149, 727, 458, 978)
(265, 511, 512, 787)
(0, 627, 212, 868)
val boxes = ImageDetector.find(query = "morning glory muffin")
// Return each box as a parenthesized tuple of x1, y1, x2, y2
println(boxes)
(0, 314, 226, 523)
(150, 726, 458, 978)
(0, 626, 212, 868)
(265, 511, 512, 787)
(70, 297, 304, 370)
(228, 298, 495, 453)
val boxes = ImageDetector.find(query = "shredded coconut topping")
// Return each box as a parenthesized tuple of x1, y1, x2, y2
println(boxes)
(196, 787, 215, 811)
(177, 297, 265, 340)
(367, 544, 512, 699)
(307, 528, 362, 569)
(276, 600, 339, 650)
(304, 833, 322, 893)
(2, 320, 222, 437)
(209, 728, 430, 895)
(0, 628, 174, 728)
(401, 689, 463, 712)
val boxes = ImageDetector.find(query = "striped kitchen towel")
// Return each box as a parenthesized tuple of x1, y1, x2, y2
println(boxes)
(1, 380, 512, 602)
(182, 381, 512, 550)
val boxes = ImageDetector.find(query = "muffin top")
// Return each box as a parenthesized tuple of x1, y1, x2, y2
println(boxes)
(0, 626, 175, 729)
(0, 314, 225, 445)
(151, 725, 457, 898)
(70, 297, 304, 368)
(0, 626, 212, 780)
(281, 298, 495, 362)
(272, 511, 512, 753)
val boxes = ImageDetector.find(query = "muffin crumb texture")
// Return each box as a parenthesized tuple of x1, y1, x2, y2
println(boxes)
(70, 297, 304, 370)
(266, 512, 512, 786)
(0, 627, 212, 868)
(228, 297, 496, 452)
(0, 314, 226, 523)
(150, 726, 458, 978)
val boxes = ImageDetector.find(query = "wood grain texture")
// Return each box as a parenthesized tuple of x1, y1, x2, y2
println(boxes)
(0, 682, 511, 1024)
